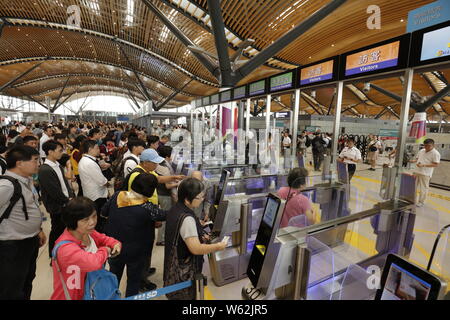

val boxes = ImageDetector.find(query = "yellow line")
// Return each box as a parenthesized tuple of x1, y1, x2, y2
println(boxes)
(344, 229, 377, 256)
(413, 229, 438, 235)
(204, 286, 215, 300)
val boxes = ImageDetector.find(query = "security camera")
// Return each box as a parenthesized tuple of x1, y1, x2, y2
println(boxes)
(363, 82, 371, 93)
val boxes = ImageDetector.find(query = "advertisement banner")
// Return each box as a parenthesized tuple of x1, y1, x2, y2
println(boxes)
(409, 112, 427, 144)
(379, 129, 399, 140)
(407, 0, 450, 33)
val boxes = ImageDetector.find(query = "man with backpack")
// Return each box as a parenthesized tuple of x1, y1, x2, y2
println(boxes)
(0, 145, 47, 300)
(312, 132, 327, 171)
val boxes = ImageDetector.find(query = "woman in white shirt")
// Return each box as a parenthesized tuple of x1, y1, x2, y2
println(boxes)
(338, 137, 362, 181)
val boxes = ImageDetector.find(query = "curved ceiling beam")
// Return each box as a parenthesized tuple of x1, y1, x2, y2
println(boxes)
(10, 73, 188, 102)
(0, 57, 195, 97)
(2, 17, 218, 87)
(159, 0, 299, 69)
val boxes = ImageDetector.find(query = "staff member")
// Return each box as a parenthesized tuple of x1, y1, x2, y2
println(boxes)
(410, 139, 440, 207)
(338, 137, 361, 181)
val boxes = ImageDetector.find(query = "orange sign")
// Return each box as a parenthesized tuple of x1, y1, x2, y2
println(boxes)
(300, 60, 334, 85)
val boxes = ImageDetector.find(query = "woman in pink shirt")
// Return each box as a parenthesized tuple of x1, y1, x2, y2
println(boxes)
(51, 197, 121, 300)
(278, 168, 315, 228)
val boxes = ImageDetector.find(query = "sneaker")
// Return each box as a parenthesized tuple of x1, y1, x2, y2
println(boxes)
(416, 203, 424, 207)
(139, 281, 157, 292)
(156, 241, 165, 246)
(147, 267, 156, 276)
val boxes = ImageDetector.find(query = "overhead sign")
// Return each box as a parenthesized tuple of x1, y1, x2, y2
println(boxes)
(410, 20, 450, 67)
(379, 129, 399, 140)
(220, 90, 231, 103)
(407, 0, 450, 33)
(300, 59, 334, 85)
(249, 79, 266, 97)
(233, 85, 246, 100)
(420, 24, 450, 61)
(211, 94, 219, 104)
(269, 71, 294, 92)
(345, 41, 400, 76)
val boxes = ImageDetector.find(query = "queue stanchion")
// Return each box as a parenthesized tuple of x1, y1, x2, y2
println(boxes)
(195, 273, 207, 300)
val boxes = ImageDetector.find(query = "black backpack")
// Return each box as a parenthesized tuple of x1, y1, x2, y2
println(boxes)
(0, 176, 29, 225)
(114, 165, 143, 192)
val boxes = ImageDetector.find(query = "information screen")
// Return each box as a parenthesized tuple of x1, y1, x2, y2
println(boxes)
(270, 72, 293, 92)
(381, 263, 432, 300)
(211, 94, 219, 104)
(262, 196, 279, 228)
(214, 170, 230, 206)
(249, 80, 266, 96)
(345, 41, 400, 76)
(220, 90, 231, 102)
(300, 60, 334, 85)
(202, 97, 210, 106)
(233, 85, 246, 99)
(420, 25, 450, 62)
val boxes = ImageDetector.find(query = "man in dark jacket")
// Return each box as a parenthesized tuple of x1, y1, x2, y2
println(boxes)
(312, 132, 327, 171)
(38, 140, 75, 259)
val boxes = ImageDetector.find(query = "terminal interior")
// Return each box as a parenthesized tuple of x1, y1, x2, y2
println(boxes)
(0, 0, 449, 300)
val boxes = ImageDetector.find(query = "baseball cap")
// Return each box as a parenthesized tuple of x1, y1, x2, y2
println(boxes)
(140, 148, 164, 163)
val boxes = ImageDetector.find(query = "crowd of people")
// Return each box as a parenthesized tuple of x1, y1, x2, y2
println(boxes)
(0, 120, 226, 300)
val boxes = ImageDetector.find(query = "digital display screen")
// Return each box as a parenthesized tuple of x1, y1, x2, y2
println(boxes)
(249, 80, 266, 96)
(420, 25, 450, 61)
(345, 41, 400, 76)
(211, 94, 219, 104)
(270, 72, 293, 92)
(220, 90, 231, 102)
(214, 170, 229, 205)
(300, 60, 334, 85)
(262, 197, 279, 228)
(202, 97, 210, 106)
(381, 263, 431, 300)
(233, 86, 246, 99)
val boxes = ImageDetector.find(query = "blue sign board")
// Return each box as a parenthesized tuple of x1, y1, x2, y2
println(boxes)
(407, 0, 450, 33)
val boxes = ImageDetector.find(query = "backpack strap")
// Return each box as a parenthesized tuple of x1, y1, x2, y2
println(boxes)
(0, 176, 28, 225)
(52, 240, 75, 301)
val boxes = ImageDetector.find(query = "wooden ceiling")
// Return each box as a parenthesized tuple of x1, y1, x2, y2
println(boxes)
(0, 0, 447, 119)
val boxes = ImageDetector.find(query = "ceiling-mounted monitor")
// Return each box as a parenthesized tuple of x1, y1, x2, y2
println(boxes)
(269, 70, 294, 93)
(233, 85, 247, 100)
(248, 79, 267, 97)
(219, 90, 232, 103)
(202, 96, 210, 106)
(211, 93, 219, 104)
(299, 56, 339, 87)
(410, 20, 450, 68)
(340, 34, 411, 80)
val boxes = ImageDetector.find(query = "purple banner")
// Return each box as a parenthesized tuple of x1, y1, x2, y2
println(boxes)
(345, 58, 399, 76)
(300, 73, 333, 85)
(249, 89, 265, 96)
(270, 83, 293, 92)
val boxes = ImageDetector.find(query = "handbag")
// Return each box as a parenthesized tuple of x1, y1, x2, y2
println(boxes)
(164, 214, 196, 300)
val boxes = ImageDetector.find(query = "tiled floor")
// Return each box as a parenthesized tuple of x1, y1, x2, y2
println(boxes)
(30, 154, 450, 300)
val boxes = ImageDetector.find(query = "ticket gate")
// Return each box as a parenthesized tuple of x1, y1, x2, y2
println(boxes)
(208, 172, 351, 287)
(242, 173, 418, 300)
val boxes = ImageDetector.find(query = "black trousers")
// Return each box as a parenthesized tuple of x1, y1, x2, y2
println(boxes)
(141, 235, 155, 281)
(313, 152, 324, 171)
(0, 235, 39, 300)
(75, 175, 83, 197)
(48, 212, 66, 259)
(348, 164, 356, 181)
(109, 253, 148, 297)
(94, 198, 108, 233)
